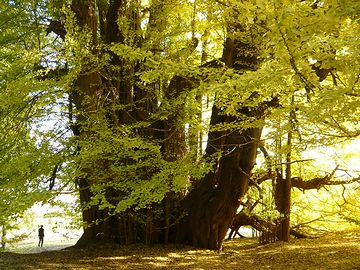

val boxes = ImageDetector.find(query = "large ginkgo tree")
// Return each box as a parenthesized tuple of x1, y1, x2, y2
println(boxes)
(1, 0, 359, 250)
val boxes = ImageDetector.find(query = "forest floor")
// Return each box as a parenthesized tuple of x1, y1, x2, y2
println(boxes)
(0, 235, 359, 270)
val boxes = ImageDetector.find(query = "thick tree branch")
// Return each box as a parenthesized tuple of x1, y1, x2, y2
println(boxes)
(228, 211, 309, 240)
(250, 164, 359, 191)
(293, 167, 331, 189)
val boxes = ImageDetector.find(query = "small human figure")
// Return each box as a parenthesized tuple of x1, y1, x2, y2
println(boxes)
(38, 225, 44, 247)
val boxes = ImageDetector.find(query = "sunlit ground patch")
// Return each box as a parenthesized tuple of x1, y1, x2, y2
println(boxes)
(1, 236, 360, 269)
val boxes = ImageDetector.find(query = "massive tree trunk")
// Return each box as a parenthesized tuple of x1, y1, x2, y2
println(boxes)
(178, 122, 263, 249)
(70, 0, 104, 246)
(72, 0, 151, 247)
(70, 0, 269, 250)
(173, 32, 267, 249)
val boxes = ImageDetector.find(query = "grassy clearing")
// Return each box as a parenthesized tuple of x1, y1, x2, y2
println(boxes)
(0, 236, 359, 269)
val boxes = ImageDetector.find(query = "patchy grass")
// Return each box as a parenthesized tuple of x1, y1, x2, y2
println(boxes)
(0, 236, 359, 269)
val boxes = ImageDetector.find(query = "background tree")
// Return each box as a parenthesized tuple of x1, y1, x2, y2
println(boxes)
(0, 0, 72, 246)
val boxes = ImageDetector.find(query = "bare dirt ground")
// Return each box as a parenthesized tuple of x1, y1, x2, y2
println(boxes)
(0, 236, 359, 270)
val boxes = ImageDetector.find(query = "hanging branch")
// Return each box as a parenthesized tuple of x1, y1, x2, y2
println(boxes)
(327, 115, 360, 138)
(280, 30, 316, 93)
(48, 164, 62, 190)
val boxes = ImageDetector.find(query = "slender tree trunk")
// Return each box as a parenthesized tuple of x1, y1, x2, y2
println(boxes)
(279, 127, 292, 241)
(276, 96, 295, 242)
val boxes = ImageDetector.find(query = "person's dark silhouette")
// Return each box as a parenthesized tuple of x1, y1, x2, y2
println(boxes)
(38, 225, 44, 247)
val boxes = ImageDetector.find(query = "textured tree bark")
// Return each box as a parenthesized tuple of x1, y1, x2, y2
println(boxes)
(178, 124, 263, 249)
(172, 30, 266, 249)
(69, 0, 104, 247)
(71, 0, 144, 247)
(71, 0, 170, 247)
